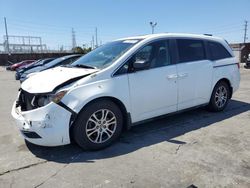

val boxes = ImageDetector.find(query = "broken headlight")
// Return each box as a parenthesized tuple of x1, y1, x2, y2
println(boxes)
(51, 90, 68, 103)
(34, 90, 68, 107)
(37, 95, 52, 107)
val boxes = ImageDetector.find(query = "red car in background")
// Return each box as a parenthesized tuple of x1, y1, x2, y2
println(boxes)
(8, 60, 36, 71)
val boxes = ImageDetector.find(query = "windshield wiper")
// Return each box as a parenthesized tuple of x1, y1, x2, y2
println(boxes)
(74, 64, 97, 69)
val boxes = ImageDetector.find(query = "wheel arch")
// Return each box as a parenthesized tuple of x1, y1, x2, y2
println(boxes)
(214, 78, 233, 99)
(69, 96, 131, 142)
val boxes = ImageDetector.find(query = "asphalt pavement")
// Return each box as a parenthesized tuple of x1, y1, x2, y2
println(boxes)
(0, 66, 250, 188)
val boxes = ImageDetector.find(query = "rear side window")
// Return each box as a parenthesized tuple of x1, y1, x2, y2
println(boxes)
(208, 41, 232, 60)
(177, 39, 205, 63)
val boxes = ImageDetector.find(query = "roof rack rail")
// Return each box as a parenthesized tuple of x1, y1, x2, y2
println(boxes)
(203, 34, 213, 36)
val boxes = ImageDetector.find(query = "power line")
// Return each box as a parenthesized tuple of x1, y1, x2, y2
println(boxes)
(212, 28, 243, 35)
(205, 25, 242, 33)
(7, 18, 95, 31)
(200, 22, 242, 32)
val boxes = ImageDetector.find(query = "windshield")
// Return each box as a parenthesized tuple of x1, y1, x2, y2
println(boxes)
(71, 39, 140, 69)
(45, 57, 65, 67)
(44, 55, 76, 67)
(33, 60, 41, 64)
(24, 60, 41, 68)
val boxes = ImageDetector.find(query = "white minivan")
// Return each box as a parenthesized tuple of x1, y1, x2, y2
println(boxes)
(12, 33, 240, 150)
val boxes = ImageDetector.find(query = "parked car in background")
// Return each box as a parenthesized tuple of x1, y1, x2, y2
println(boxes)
(16, 58, 55, 80)
(5, 61, 15, 70)
(19, 54, 81, 82)
(16, 59, 43, 71)
(9, 60, 36, 71)
(11, 33, 240, 150)
(244, 53, 250, 68)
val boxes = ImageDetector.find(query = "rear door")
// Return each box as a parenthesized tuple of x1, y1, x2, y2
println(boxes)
(176, 39, 213, 110)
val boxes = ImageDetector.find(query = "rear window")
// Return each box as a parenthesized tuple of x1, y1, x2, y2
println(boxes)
(208, 41, 232, 60)
(177, 39, 206, 63)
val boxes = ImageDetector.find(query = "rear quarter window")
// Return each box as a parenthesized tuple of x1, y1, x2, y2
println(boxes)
(177, 39, 206, 63)
(208, 41, 232, 61)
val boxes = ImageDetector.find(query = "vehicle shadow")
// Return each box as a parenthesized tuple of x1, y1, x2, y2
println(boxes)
(26, 99, 250, 163)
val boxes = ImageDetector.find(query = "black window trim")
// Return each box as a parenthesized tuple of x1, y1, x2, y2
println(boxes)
(112, 38, 176, 77)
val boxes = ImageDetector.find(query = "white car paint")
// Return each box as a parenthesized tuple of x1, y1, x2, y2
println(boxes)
(22, 66, 98, 93)
(11, 33, 240, 146)
(177, 59, 213, 110)
(128, 65, 178, 122)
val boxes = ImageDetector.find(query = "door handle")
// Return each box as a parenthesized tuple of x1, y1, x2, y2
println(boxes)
(167, 74, 178, 80)
(178, 73, 188, 78)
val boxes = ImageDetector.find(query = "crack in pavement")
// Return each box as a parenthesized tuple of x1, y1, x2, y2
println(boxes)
(34, 163, 68, 188)
(0, 161, 47, 176)
(174, 141, 197, 154)
(175, 145, 181, 154)
(34, 153, 82, 188)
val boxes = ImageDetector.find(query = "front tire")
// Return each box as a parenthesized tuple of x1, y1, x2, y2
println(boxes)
(73, 100, 123, 150)
(207, 81, 230, 112)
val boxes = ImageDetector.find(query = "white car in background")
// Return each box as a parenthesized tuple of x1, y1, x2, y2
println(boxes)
(12, 33, 240, 150)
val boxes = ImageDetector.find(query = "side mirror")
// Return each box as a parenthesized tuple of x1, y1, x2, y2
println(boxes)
(133, 59, 150, 70)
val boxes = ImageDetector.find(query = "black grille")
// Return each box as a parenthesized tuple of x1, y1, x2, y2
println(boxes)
(21, 130, 41, 138)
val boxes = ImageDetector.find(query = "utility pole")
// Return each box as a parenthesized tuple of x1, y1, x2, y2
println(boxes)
(72, 28, 76, 49)
(95, 27, 98, 48)
(4, 17, 10, 54)
(92, 35, 95, 49)
(149, 21, 157, 34)
(243, 20, 248, 43)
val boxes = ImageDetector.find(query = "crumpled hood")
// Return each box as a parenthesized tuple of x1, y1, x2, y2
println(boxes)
(21, 67, 97, 93)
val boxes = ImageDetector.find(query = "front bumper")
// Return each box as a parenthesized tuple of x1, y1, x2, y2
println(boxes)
(19, 74, 28, 82)
(11, 100, 72, 146)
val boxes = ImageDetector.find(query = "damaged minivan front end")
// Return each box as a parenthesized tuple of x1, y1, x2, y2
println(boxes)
(11, 66, 98, 146)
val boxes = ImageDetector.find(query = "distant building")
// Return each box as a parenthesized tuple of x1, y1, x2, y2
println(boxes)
(230, 43, 250, 63)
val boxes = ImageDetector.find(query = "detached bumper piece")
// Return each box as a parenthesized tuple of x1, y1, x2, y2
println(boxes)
(21, 130, 41, 139)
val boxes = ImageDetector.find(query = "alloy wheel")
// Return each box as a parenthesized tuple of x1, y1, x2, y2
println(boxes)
(85, 109, 117, 143)
(215, 86, 228, 108)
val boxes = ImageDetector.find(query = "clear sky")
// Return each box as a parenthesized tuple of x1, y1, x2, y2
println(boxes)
(0, 0, 249, 50)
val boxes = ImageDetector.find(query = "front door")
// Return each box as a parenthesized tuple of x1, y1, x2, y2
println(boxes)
(128, 40, 178, 122)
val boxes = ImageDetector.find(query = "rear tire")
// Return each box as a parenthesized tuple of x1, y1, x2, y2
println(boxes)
(73, 100, 123, 150)
(207, 81, 230, 112)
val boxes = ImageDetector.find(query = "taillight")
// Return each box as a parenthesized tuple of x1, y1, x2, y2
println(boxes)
(237, 62, 240, 69)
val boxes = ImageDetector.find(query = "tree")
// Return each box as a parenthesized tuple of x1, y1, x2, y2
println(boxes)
(72, 46, 92, 54)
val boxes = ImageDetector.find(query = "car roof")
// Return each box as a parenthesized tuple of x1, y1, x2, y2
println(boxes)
(117, 33, 225, 43)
